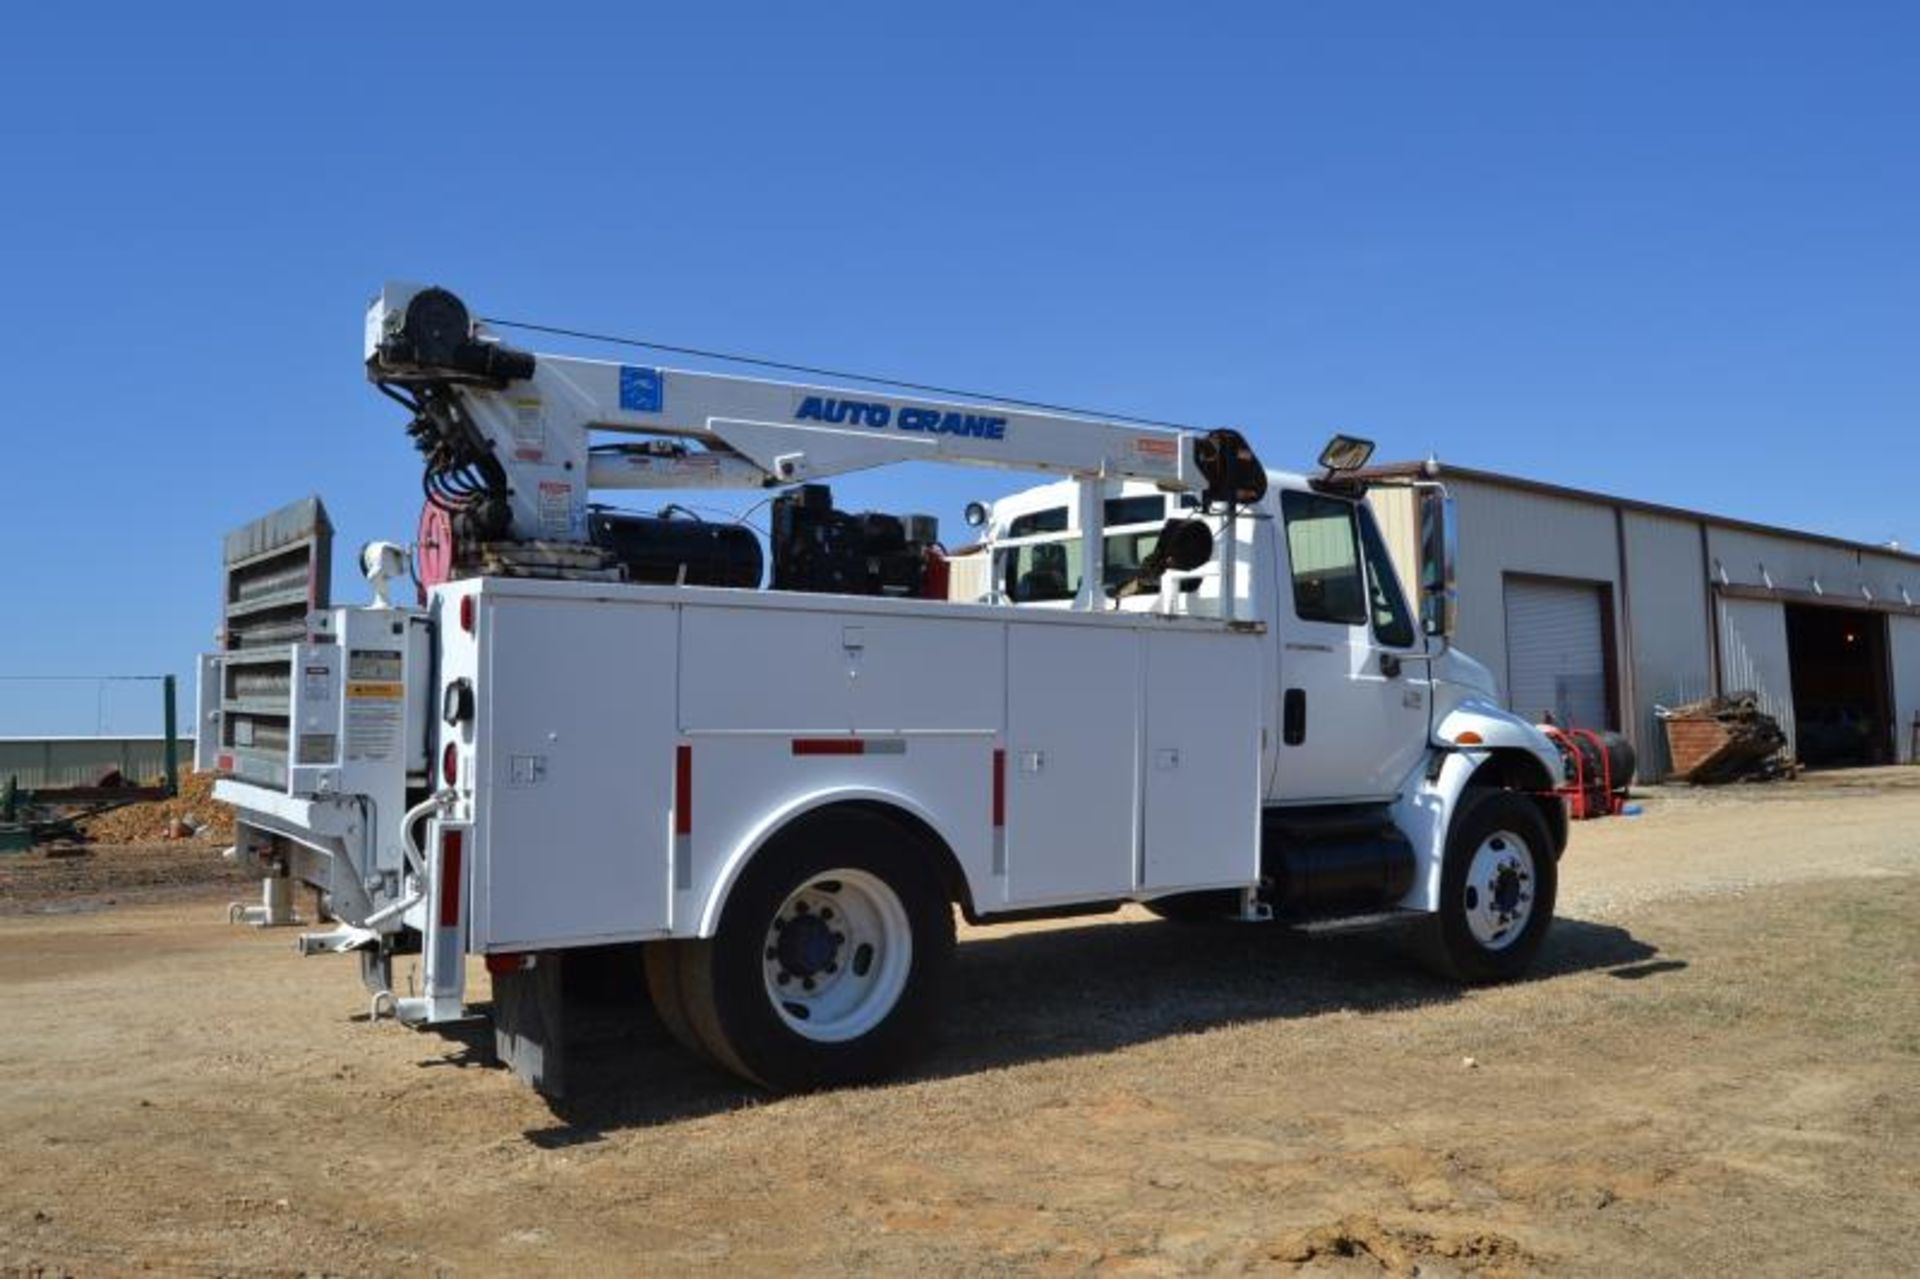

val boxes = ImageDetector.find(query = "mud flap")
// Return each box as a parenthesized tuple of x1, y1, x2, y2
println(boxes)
(489, 946, 660, 1098)
(492, 957, 569, 1097)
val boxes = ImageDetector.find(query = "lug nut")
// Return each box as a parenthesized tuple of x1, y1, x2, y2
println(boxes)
(801, 977, 815, 992)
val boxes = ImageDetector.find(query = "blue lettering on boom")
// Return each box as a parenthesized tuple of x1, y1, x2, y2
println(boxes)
(796, 395, 1006, 441)
(795, 396, 892, 428)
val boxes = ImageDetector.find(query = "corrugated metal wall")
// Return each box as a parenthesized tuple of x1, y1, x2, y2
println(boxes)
(946, 551, 993, 604)
(1891, 617, 1920, 763)
(1447, 478, 1622, 718)
(0, 737, 190, 790)
(1717, 599, 1796, 753)
(1707, 526, 1918, 603)
(1621, 512, 1715, 776)
(1367, 489, 1421, 600)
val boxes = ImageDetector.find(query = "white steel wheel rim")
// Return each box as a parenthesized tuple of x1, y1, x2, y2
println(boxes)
(1462, 830, 1536, 951)
(762, 868, 913, 1043)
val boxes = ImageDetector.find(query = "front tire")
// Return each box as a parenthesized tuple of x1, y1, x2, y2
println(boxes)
(670, 812, 954, 1092)
(1413, 789, 1557, 983)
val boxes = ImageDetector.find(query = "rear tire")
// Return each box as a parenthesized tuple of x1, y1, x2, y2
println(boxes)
(1412, 788, 1556, 983)
(674, 812, 954, 1092)
(642, 940, 717, 1066)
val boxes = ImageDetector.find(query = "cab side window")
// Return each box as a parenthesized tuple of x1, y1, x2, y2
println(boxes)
(1281, 491, 1366, 625)
(1005, 539, 1080, 602)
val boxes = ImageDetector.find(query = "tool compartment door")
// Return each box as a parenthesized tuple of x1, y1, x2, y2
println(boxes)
(1141, 629, 1263, 890)
(476, 597, 677, 948)
(1004, 624, 1139, 903)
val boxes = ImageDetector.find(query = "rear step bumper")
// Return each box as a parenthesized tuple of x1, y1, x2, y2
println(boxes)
(212, 779, 379, 924)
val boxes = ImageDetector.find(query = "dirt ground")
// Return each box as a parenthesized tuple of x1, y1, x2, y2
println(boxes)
(0, 838, 248, 917)
(2, 772, 1917, 1277)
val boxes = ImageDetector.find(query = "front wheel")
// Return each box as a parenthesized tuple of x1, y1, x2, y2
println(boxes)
(1412, 789, 1557, 983)
(662, 812, 954, 1092)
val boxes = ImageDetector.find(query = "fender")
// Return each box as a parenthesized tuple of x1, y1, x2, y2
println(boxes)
(1433, 696, 1562, 783)
(692, 785, 972, 938)
(1391, 698, 1563, 914)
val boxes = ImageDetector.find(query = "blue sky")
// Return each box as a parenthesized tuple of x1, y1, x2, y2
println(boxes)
(0, 2, 1914, 733)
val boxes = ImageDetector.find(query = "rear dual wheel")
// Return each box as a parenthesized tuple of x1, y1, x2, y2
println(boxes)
(645, 813, 953, 1092)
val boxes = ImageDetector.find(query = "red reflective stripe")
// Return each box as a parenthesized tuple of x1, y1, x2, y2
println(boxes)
(437, 829, 464, 927)
(992, 748, 1006, 828)
(675, 744, 693, 836)
(484, 952, 527, 976)
(792, 738, 865, 756)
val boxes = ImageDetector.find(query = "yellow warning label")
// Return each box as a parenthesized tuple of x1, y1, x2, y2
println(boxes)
(346, 681, 404, 700)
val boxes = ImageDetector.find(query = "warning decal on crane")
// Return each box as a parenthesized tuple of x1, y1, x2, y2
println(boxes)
(538, 481, 576, 539)
(345, 650, 403, 761)
(510, 396, 546, 461)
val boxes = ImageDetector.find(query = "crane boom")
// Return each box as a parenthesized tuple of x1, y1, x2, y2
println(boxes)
(365, 283, 1264, 608)
(366, 284, 1267, 614)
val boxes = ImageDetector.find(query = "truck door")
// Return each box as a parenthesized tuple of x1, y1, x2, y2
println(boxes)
(1266, 490, 1432, 803)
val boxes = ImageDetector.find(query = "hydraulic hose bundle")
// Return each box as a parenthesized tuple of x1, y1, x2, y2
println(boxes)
(378, 383, 514, 542)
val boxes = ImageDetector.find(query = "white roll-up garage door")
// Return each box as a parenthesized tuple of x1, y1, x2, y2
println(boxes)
(1504, 577, 1611, 730)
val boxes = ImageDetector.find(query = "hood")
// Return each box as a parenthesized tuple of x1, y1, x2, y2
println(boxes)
(1432, 645, 1498, 699)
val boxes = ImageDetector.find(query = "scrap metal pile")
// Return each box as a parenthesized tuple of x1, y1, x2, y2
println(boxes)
(1657, 692, 1794, 784)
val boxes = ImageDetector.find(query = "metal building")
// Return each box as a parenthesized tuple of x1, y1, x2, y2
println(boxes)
(0, 736, 193, 791)
(1367, 464, 1920, 777)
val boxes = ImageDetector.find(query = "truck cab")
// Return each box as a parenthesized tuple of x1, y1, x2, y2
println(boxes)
(975, 470, 1433, 799)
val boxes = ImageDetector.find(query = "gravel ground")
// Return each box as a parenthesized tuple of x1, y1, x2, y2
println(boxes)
(1, 769, 1916, 1276)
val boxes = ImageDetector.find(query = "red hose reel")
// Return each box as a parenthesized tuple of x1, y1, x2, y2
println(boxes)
(1541, 725, 1634, 820)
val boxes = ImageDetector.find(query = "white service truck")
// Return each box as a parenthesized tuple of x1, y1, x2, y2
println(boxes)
(202, 283, 1567, 1095)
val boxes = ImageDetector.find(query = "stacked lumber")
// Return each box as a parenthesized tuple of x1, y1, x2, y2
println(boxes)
(1658, 693, 1793, 784)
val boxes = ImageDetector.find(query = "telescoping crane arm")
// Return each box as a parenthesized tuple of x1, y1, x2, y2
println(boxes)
(365, 282, 1266, 608)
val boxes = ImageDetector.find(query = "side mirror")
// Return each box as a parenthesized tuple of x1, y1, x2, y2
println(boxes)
(1416, 485, 1458, 639)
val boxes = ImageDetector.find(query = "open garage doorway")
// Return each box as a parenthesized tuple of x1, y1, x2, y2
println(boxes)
(1785, 604, 1893, 767)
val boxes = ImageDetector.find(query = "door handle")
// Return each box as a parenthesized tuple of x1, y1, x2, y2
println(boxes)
(1380, 653, 1402, 679)
(1283, 688, 1306, 746)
